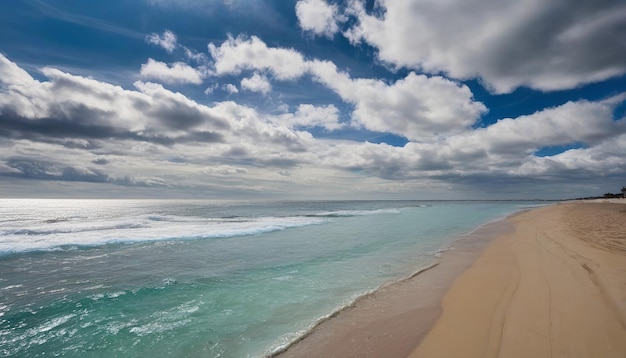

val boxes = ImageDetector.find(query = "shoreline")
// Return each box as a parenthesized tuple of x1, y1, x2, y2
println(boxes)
(274, 208, 518, 358)
(267, 261, 441, 357)
(276, 201, 626, 357)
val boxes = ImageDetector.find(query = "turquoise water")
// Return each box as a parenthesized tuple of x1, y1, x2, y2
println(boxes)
(0, 200, 540, 357)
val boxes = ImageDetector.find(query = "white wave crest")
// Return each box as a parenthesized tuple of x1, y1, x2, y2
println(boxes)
(0, 215, 327, 255)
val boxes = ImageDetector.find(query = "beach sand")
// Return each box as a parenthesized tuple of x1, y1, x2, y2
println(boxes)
(411, 201, 626, 358)
(277, 201, 626, 358)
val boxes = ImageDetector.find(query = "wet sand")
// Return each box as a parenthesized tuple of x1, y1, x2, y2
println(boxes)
(277, 201, 626, 358)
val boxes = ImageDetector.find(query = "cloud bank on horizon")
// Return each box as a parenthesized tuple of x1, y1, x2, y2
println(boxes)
(0, 0, 625, 199)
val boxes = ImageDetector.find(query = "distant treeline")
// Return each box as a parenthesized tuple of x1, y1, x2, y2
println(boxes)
(602, 186, 626, 198)
(572, 186, 626, 200)
(602, 192, 625, 199)
(604, 186, 626, 198)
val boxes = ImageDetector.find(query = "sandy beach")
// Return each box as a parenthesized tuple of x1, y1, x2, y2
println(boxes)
(278, 201, 626, 358)
(411, 201, 626, 357)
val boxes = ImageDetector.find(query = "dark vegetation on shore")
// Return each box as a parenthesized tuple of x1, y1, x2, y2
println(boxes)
(573, 186, 626, 200)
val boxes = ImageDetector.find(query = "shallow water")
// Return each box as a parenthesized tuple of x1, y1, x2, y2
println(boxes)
(0, 199, 541, 357)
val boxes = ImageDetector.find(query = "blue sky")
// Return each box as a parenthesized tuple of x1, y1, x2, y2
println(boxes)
(0, 0, 625, 199)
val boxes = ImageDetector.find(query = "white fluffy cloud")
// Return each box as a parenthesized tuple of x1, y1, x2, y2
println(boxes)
(145, 29, 178, 53)
(294, 104, 343, 130)
(146, 29, 208, 63)
(344, 0, 626, 93)
(140, 58, 203, 84)
(272, 104, 343, 131)
(240, 73, 272, 94)
(296, 0, 344, 38)
(408, 95, 626, 175)
(223, 83, 239, 94)
(309, 64, 487, 140)
(208, 35, 307, 80)
(207, 36, 486, 140)
(478, 98, 625, 151)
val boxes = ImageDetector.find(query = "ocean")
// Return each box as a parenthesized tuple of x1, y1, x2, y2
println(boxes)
(0, 199, 540, 357)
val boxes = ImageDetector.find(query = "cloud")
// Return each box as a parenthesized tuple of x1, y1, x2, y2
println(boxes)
(294, 104, 343, 130)
(240, 72, 272, 94)
(404, 95, 626, 177)
(146, 29, 178, 53)
(204, 83, 218, 94)
(0, 54, 228, 145)
(0, 55, 315, 196)
(309, 65, 487, 140)
(0, 54, 326, 194)
(0, 53, 36, 87)
(546, 133, 626, 173)
(272, 104, 344, 131)
(2, 158, 171, 187)
(140, 58, 203, 84)
(145, 0, 237, 11)
(33, 1, 145, 40)
(132, 81, 230, 131)
(2, 53, 625, 199)
(146, 29, 208, 64)
(295, 0, 345, 38)
(223, 83, 239, 94)
(1, 55, 320, 158)
(92, 158, 109, 165)
(208, 34, 308, 80)
(344, 0, 626, 93)
(310, 94, 626, 188)
(207, 36, 486, 140)
(478, 97, 625, 152)
(202, 165, 248, 176)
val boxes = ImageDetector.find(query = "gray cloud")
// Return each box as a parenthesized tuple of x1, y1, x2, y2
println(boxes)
(92, 158, 109, 165)
(2, 158, 169, 187)
(0, 108, 123, 140)
(345, 0, 626, 93)
(0, 109, 224, 146)
(3, 159, 99, 182)
(0, 57, 230, 140)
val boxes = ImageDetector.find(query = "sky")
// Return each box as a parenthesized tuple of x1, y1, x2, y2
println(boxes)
(0, 0, 625, 200)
